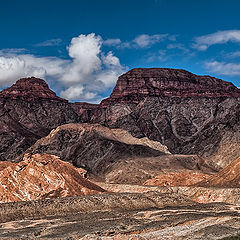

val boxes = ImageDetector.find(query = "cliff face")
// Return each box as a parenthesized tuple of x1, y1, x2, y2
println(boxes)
(100, 68, 240, 105)
(0, 69, 240, 168)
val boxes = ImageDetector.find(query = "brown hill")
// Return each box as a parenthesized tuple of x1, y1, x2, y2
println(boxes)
(21, 123, 218, 184)
(195, 157, 240, 187)
(0, 77, 78, 162)
(0, 153, 105, 203)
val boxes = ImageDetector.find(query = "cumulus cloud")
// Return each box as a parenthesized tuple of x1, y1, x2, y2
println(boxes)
(0, 33, 127, 102)
(60, 33, 102, 83)
(205, 61, 240, 76)
(104, 34, 171, 49)
(193, 30, 240, 50)
(0, 54, 66, 86)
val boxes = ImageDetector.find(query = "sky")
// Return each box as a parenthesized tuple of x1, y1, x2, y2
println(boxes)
(0, 0, 240, 102)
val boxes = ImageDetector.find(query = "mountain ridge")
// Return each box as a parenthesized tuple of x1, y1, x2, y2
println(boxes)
(0, 68, 239, 168)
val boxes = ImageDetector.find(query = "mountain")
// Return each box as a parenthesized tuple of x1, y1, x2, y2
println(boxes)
(81, 68, 240, 167)
(0, 153, 105, 203)
(0, 77, 65, 102)
(0, 77, 79, 162)
(0, 69, 240, 169)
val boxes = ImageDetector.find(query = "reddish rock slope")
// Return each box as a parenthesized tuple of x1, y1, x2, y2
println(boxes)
(0, 77, 65, 102)
(101, 68, 240, 105)
(196, 157, 240, 187)
(0, 153, 105, 203)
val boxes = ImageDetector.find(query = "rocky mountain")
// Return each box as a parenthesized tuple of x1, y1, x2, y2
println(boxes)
(20, 123, 218, 184)
(0, 68, 240, 169)
(0, 77, 79, 162)
(82, 68, 240, 167)
(101, 68, 240, 105)
(0, 153, 105, 203)
(0, 69, 239, 240)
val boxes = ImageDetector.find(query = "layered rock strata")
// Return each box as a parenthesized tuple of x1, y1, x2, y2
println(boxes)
(0, 153, 105, 202)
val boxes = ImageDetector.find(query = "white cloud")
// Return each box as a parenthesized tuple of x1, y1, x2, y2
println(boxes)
(205, 61, 240, 76)
(227, 51, 240, 59)
(146, 50, 168, 62)
(104, 38, 121, 46)
(133, 34, 168, 48)
(0, 33, 127, 102)
(60, 86, 84, 100)
(167, 43, 189, 53)
(35, 38, 62, 47)
(102, 51, 121, 67)
(60, 33, 102, 83)
(104, 34, 170, 49)
(0, 54, 67, 87)
(193, 30, 240, 50)
(0, 48, 27, 55)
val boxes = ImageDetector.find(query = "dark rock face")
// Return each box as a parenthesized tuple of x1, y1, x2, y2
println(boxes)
(23, 124, 167, 177)
(0, 77, 79, 161)
(0, 69, 240, 168)
(77, 69, 240, 167)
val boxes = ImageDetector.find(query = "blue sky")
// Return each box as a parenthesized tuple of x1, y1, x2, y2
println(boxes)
(0, 0, 240, 102)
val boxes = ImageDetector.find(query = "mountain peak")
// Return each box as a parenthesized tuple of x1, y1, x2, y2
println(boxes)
(101, 68, 240, 105)
(0, 77, 66, 102)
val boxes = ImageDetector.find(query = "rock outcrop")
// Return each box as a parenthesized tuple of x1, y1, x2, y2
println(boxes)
(20, 123, 218, 184)
(100, 68, 240, 105)
(0, 153, 105, 203)
(196, 157, 240, 187)
(0, 77, 79, 162)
